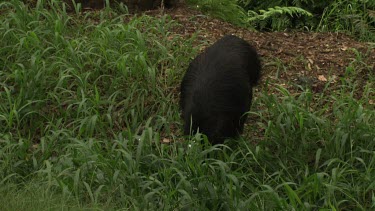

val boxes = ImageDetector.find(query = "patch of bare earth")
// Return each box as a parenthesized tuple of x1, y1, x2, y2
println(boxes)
(146, 6, 375, 143)
(149, 6, 374, 83)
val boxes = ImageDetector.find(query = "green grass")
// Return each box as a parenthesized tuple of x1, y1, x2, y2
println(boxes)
(1, 1, 374, 210)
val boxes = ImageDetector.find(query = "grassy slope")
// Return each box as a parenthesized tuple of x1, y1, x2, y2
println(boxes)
(0, 1, 374, 210)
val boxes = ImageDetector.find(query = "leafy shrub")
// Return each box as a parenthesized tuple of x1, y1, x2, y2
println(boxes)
(247, 6, 312, 31)
(190, 0, 375, 41)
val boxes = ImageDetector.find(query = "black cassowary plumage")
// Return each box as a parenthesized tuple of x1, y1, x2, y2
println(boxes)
(180, 35, 261, 145)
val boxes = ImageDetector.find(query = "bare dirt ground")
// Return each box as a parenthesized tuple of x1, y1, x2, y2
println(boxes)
(144, 6, 375, 142)
(147, 6, 374, 91)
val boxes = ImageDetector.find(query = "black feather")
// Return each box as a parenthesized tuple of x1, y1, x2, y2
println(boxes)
(180, 35, 261, 144)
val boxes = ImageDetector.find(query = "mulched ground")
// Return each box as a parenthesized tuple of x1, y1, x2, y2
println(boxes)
(143, 6, 375, 142)
(147, 6, 374, 91)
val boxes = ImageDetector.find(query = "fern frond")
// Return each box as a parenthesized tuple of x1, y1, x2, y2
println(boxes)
(247, 6, 312, 22)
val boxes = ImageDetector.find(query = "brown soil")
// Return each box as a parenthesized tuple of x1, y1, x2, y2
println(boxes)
(147, 6, 374, 89)
(144, 6, 375, 143)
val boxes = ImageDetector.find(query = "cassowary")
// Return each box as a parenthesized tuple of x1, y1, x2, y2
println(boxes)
(180, 35, 261, 144)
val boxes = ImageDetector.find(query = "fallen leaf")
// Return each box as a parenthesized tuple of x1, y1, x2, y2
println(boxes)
(307, 63, 312, 70)
(330, 75, 338, 82)
(307, 58, 314, 64)
(318, 75, 327, 82)
(162, 138, 171, 143)
(341, 46, 348, 51)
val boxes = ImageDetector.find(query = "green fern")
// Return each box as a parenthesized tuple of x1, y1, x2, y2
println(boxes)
(247, 6, 312, 22)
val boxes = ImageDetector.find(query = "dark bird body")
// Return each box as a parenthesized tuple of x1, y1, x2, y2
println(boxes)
(180, 35, 261, 144)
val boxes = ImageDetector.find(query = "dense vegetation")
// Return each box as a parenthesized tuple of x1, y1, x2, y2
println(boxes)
(0, 0, 374, 210)
(190, 0, 375, 41)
